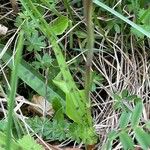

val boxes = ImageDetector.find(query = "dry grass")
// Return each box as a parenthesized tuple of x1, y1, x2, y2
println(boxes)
(0, 0, 150, 150)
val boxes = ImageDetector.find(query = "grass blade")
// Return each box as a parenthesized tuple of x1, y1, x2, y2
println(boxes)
(131, 101, 143, 127)
(93, 0, 150, 38)
(119, 131, 134, 150)
(119, 111, 131, 128)
(6, 31, 24, 150)
(134, 127, 150, 149)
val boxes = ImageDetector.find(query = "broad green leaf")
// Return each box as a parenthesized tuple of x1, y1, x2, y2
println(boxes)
(119, 111, 131, 128)
(52, 97, 64, 121)
(53, 72, 69, 93)
(119, 131, 134, 150)
(53, 80, 69, 93)
(131, 101, 143, 127)
(50, 16, 69, 35)
(134, 127, 150, 150)
(66, 90, 88, 124)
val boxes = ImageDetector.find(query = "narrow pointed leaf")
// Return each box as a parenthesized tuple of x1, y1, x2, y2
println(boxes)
(119, 111, 131, 128)
(105, 130, 118, 150)
(119, 131, 134, 150)
(134, 127, 150, 149)
(131, 101, 143, 127)
(93, 0, 150, 38)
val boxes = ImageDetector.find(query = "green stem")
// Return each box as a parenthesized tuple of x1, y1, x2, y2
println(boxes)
(63, 0, 74, 49)
(83, 0, 94, 106)
(63, 0, 74, 21)
(6, 31, 24, 150)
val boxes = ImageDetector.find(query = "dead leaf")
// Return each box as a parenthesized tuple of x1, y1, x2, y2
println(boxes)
(0, 24, 8, 35)
(36, 139, 61, 150)
(28, 95, 54, 117)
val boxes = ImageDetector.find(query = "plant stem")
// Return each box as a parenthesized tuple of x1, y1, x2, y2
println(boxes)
(6, 31, 24, 150)
(83, 1, 97, 148)
(10, 0, 19, 13)
(83, 0, 94, 107)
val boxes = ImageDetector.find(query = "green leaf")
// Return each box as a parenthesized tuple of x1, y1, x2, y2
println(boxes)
(52, 97, 64, 121)
(50, 15, 69, 35)
(113, 94, 122, 101)
(119, 111, 131, 128)
(105, 140, 112, 150)
(32, 61, 41, 69)
(131, 101, 143, 127)
(113, 101, 122, 110)
(138, 8, 150, 25)
(131, 25, 150, 39)
(134, 127, 150, 149)
(69, 123, 97, 144)
(114, 24, 120, 33)
(75, 31, 87, 39)
(66, 90, 87, 124)
(0, 44, 65, 104)
(105, 130, 118, 150)
(53, 72, 69, 93)
(107, 130, 118, 140)
(18, 135, 44, 150)
(0, 119, 7, 132)
(27, 117, 70, 142)
(119, 131, 134, 150)
(121, 90, 128, 98)
(26, 30, 46, 51)
(44, 119, 70, 141)
(134, 97, 142, 103)
(0, 131, 20, 150)
(35, 52, 42, 61)
(126, 95, 137, 101)
(145, 121, 150, 130)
